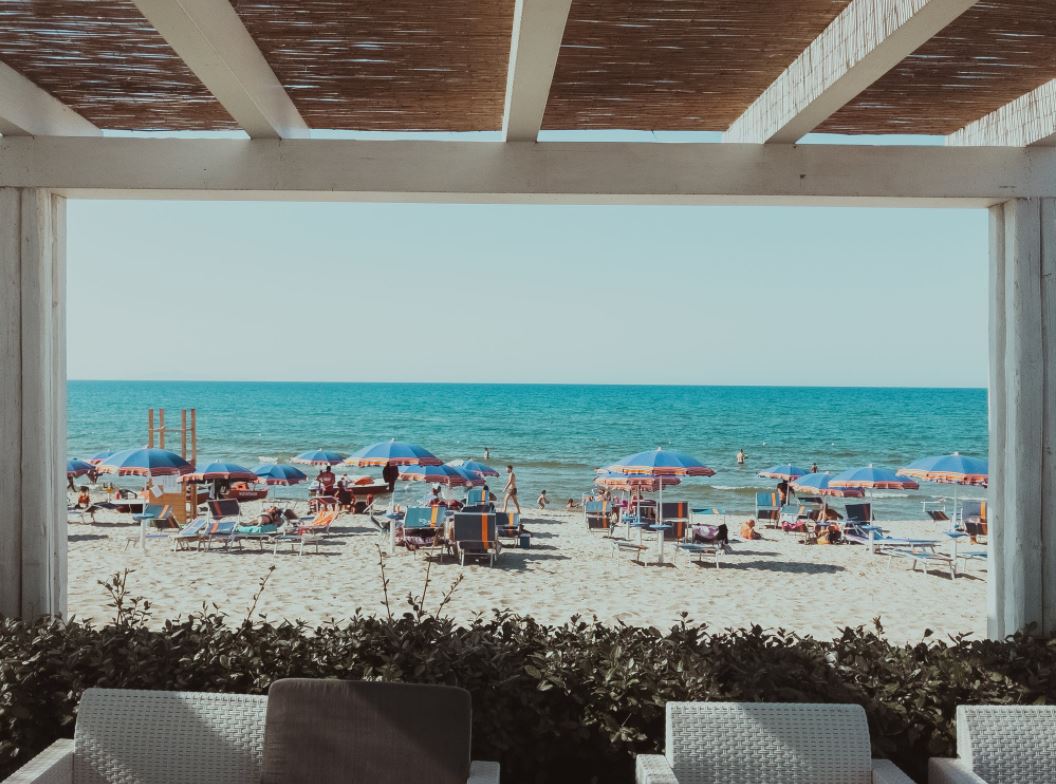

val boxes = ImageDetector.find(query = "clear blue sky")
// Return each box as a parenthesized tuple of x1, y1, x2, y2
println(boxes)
(67, 199, 988, 387)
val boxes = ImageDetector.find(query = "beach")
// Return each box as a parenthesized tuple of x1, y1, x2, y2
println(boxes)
(67, 503, 986, 643)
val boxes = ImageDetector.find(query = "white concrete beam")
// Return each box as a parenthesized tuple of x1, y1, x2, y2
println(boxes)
(949, 79, 1056, 147)
(725, 0, 978, 144)
(0, 188, 67, 619)
(502, 0, 573, 142)
(131, 0, 309, 139)
(0, 62, 99, 137)
(0, 137, 1055, 206)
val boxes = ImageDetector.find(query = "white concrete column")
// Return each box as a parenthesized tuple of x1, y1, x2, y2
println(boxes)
(0, 188, 67, 619)
(988, 198, 1056, 637)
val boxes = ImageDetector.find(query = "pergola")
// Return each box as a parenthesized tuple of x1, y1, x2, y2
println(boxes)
(0, 0, 1053, 637)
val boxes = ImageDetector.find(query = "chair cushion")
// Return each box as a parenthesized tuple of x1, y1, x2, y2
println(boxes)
(958, 705, 1056, 784)
(261, 679, 472, 784)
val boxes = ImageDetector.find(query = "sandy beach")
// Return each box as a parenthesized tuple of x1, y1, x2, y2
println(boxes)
(67, 503, 986, 643)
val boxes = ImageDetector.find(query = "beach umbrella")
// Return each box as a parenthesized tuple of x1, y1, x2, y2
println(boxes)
(829, 465, 919, 491)
(595, 469, 681, 493)
(758, 464, 811, 480)
(292, 449, 347, 466)
(446, 458, 500, 478)
(398, 463, 480, 487)
(897, 453, 988, 487)
(252, 463, 308, 486)
(67, 458, 93, 479)
(345, 439, 442, 467)
(87, 449, 115, 465)
(898, 452, 988, 525)
(96, 447, 193, 477)
(790, 471, 864, 498)
(607, 448, 714, 524)
(182, 461, 258, 483)
(608, 448, 716, 477)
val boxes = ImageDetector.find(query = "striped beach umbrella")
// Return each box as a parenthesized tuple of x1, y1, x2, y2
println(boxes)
(96, 447, 193, 477)
(446, 459, 500, 478)
(595, 469, 681, 492)
(758, 464, 811, 480)
(67, 458, 93, 479)
(608, 447, 716, 477)
(253, 463, 308, 486)
(345, 439, 442, 467)
(790, 471, 865, 498)
(897, 453, 988, 487)
(87, 450, 115, 465)
(398, 463, 481, 487)
(292, 449, 347, 466)
(182, 461, 258, 483)
(829, 465, 919, 491)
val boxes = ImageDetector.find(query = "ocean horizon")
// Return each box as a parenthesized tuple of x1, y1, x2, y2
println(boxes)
(68, 380, 988, 519)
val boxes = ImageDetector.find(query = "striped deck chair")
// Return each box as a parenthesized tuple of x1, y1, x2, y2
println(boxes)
(207, 498, 241, 521)
(451, 512, 501, 566)
(202, 519, 240, 550)
(660, 501, 690, 541)
(397, 506, 446, 553)
(271, 510, 339, 555)
(778, 504, 811, 533)
(963, 500, 988, 543)
(755, 491, 781, 527)
(584, 500, 612, 532)
(132, 504, 175, 528)
(843, 503, 874, 538)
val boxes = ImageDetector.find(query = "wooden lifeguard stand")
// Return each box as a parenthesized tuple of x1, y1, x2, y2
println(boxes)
(147, 408, 201, 524)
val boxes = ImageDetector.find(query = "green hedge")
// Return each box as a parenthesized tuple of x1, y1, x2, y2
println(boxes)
(1, 573, 1055, 783)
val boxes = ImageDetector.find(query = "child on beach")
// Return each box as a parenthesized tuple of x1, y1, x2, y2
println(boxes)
(537, 490, 549, 508)
(566, 498, 578, 510)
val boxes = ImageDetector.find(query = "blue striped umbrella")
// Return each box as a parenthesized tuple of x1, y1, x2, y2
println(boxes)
(609, 447, 715, 477)
(87, 449, 115, 465)
(345, 439, 442, 467)
(184, 461, 258, 482)
(830, 465, 919, 490)
(292, 449, 348, 466)
(758, 464, 811, 480)
(253, 463, 308, 486)
(67, 458, 93, 479)
(898, 453, 988, 487)
(446, 459, 500, 478)
(790, 471, 864, 498)
(97, 447, 193, 477)
(399, 463, 482, 487)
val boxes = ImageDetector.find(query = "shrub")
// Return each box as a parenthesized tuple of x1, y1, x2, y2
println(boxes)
(1, 571, 1054, 783)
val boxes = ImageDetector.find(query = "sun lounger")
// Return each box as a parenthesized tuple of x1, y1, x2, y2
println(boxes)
(844, 526, 939, 555)
(778, 504, 811, 533)
(132, 503, 174, 527)
(755, 491, 781, 528)
(659, 501, 690, 540)
(271, 510, 339, 555)
(636, 702, 913, 783)
(929, 705, 1056, 784)
(676, 541, 729, 568)
(463, 487, 494, 511)
(172, 517, 210, 551)
(903, 549, 957, 578)
(962, 501, 988, 542)
(451, 512, 501, 566)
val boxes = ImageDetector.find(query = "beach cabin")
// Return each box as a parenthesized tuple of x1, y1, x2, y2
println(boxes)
(0, 0, 1053, 700)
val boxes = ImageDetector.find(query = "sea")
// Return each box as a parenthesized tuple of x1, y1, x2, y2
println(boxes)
(68, 381, 988, 520)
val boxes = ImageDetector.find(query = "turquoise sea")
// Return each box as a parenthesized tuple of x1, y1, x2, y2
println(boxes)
(68, 382, 988, 519)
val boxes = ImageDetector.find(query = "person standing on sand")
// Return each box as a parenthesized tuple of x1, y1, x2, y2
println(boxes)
(503, 464, 521, 514)
(737, 448, 746, 466)
(382, 460, 398, 492)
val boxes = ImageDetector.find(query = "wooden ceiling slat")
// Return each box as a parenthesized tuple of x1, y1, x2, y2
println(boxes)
(542, 0, 854, 131)
(820, 0, 1056, 135)
(229, 0, 516, 131)
(0, 0, 236, 131)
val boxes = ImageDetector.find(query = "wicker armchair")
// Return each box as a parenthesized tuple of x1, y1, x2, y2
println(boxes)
(929, 705, 1056, 784)
(636, 702, 914, 784)
(4, 687, 500, 784)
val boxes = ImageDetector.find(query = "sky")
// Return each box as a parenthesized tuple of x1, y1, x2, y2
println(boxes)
(67, 197, 988, 387)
